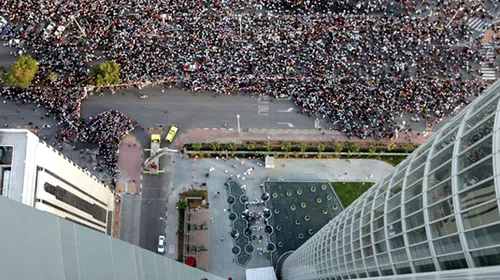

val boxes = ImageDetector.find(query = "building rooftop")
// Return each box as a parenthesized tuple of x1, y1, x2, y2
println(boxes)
(0, 129, 31, 202)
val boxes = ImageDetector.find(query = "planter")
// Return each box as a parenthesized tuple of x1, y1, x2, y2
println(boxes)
(261, 193, 270, 201)
(290, 205, 296, 211)
(246, 244, 254, 253)
(297, 189, 303, 195)
(276, 225, 282, 231)
(227, 196, 236, 204)
(232, 246, 240, 254)
(241, 195, 248, 203)
(298, 233, 304, 239)
(274, 208, 280, 214)
(267, 243, 276, 252)
(321, 184, 328, 190)
(295, 219, 301, 225)
(265, 226, 273, 234)
(327, 194, 333, 201)
(304, 215, 310, 221)
(229, 213, 236, 221)
(308, 229, 314, 235)
(264, 209, 271, 218)
(322, 208, 329, 215)
(244, 228, 252, 237)
(286, 190, 292, 197)
(311, 186, 317, 192)
(278, 241, 283, 248)
(317, 197, 322, 204)
(231, 229, 239, 238)
(301, 202, 307, 208)
(333, 203, 339, 210)
(272, 192, 279, 198)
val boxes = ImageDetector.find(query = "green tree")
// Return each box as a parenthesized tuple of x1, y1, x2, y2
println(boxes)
(403, 144, 414, 153)
(352, 143, 360, 156)
(175, 200, 187, 210)
(265, 141, 273, 152)
(299, 143, 307, 158)
(4, 55, 38, 88)
(334, 143, 343, 154)
(209, 141, 220, 151)
(192, 142, 202, 151)
(281, 141, 292, 158)
(317, 143, 325, 158)
(90, 60, 120, 86)
(387, 142, 397, 151)
(227, 142, 237, 156)
(369, 147, 376, 157)
(246, 143, 255, 151)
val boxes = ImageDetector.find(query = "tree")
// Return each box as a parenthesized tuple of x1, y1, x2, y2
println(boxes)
(334, 143, 343, 154)
(281, 141, 292, 158)
(210, 141, 220, 151)
(299, 143, 307, 158)
(176, 200, 187, 210)
(246, 143, 255, 151)
(369, 147, 376, 157)
(265, 141, 273, 152)
(403, 144, 414, 153)
(4, 55, 38, 88)
(90, 60, 120, 86)
(387, 142, 397, 151)
(352, 143, 360, 156)
(227, 142, 237, 156)
(317, 143, 325, 158)
(192, 142, 202, 151)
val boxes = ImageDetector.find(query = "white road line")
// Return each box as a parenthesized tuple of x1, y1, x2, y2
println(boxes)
(277, 107, 294, 113)
(277, 122, 294, 128)
(228, 128, 234, 130)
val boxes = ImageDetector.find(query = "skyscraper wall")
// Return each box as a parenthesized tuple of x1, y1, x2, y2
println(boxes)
(0, 195, 224, 280)
(281, 81, 500, 279)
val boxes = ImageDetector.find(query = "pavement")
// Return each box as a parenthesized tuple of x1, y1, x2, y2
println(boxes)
(115, 133, 143, 193)
(173, 127, 434, 149)
(164, 157, 395, 280)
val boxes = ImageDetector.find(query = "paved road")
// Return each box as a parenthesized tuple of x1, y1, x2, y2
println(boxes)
(81, 86, 318, 134)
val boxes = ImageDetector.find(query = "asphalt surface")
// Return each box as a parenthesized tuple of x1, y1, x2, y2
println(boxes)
(81, 86, 318, 134)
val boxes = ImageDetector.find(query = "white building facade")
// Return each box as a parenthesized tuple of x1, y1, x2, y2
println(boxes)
(0, 129, 115, 234)
(281, 82, 500, 279)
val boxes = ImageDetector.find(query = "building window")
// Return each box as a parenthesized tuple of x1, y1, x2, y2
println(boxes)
(465, 223, 500, 249)
(438, 253, 468, 270)
(471, 246, 500, 267)
(413, 258, 436, 273)
(433, 235, 462, 255)
(462, 201, 500, 230)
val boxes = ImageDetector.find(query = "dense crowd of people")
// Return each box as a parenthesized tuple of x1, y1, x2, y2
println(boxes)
(0, 0, 496, 175)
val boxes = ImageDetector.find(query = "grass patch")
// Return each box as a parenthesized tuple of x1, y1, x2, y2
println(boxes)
(331, 182, 375, 208)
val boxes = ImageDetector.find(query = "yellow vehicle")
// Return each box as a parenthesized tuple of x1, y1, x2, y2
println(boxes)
(165, 125, 178, 142)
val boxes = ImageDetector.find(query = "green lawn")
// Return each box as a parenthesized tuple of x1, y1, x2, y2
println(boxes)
(331, 182, 375, 208)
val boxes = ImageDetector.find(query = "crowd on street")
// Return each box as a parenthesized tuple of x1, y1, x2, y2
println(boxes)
(0, 0, 497, 175)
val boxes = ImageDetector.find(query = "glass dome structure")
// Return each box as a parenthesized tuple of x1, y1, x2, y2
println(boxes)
(281, 82, 500, 279)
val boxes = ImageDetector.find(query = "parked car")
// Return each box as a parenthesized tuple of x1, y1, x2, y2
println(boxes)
(43, 21, 56, 37)
(54, 25, 65, 37)
(158, 235, 166, 254)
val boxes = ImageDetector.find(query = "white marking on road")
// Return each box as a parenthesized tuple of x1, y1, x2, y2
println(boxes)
(275, 96, 292, 100)
(168, 245, 175, 254)
(228, 128, 234, 130)
(203, 128, 209, 130)
(212, 128, 217, 130)
(277, 122, 294, 128)
(277, 107, 294, 113)
(258, 96, 270, 116)
(314, 118, 322, 129)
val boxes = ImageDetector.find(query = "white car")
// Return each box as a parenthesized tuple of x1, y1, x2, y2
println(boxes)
(157, 235, 166, 254)
(54, 25, 65, 37)
(44, 21, 56, 37)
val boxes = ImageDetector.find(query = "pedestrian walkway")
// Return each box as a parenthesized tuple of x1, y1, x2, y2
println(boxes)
(173, 128, 433, 149)
(116, 133, 143, 193)
(467, 17, 488, 32)
(480, 42, 497, 81)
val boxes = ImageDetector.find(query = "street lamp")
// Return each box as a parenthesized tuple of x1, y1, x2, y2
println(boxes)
(237, 114, 241, 133)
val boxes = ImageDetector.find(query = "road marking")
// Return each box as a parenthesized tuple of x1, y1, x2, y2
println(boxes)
(275, 96, 292, 101)
(203, 128, 209, 130)
(277, 122, 294, 128)
(228, 128, 234, 130)
(277, 107, 294, 113)
(168, 245, 175, 254)
(258, 95, 270, 116)
(314, 118, 321, 129)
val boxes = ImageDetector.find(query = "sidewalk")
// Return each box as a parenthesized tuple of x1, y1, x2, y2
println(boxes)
(116, 133, 143, 194)
(173, 128, 433, 148)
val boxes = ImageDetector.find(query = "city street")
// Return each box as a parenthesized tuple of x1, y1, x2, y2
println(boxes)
(81, 87, 317, 134)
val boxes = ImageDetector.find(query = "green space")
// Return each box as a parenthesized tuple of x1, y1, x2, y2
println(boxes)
(331, 182, 375, 208)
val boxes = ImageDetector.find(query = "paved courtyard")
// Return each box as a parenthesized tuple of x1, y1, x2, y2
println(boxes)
(165, 156, 395, 279)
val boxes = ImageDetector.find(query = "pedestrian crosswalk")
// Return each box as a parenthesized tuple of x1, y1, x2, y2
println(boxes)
(467, 18, 487, 32)
(480, 43, 497, 81)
